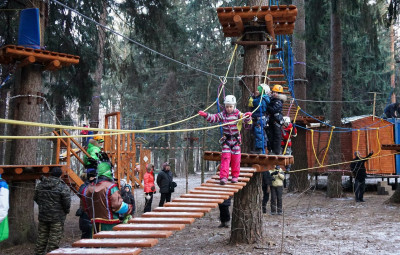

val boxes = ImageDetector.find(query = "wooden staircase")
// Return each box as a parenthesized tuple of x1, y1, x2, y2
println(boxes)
(48, 167, 257, 255)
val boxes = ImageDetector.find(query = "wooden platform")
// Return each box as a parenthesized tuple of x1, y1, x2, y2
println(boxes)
(72, 238, 158, 248)
(217, 5, 298, 37)
(113, 223, 186, 231)
(48, 248, 141, 255)
(0, 164, 66, 181)
(93, 230, 174, 239)
(128, 217, 195, 224)
(0, 45, 80, 70)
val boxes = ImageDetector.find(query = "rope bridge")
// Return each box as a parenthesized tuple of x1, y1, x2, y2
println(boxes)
(48, 153, 293, 255)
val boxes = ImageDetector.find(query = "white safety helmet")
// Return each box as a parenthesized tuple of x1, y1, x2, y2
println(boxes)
(224, 95, 237, 106)
(259, 83, 270, 94)
(283, 116, 291, 125)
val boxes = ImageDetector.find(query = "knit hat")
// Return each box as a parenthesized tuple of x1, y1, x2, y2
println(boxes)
(50, 167, 63, 177)
(98, 162, 113, 179)
(86, 168, 98, 178)
(162, 162, 170, 169)
(124, 183, 132, 191)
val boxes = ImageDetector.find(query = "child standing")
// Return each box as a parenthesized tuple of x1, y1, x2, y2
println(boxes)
(267, 85, 287, 155)
(281, 116, 297, 172)
(143, 164, 156, 212)
(199, 95, 252, 185)
(121, 184, 136, 217)
(249, 84, 270, 154)
(269, 165, 285, 215)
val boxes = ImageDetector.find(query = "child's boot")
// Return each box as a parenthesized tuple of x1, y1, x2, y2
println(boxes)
(220, 177, 228, 185)
(231, 177, 238, 183)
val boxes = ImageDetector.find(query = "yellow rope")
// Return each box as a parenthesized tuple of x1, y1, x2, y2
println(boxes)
(282, 106, 300, 155)
(141, 37, 242, 132)
(251, 44, 273, 114)
(321, 126, 335, 165)
(310, 129, 323, 167)
(356, 129, 360, 152)
(373, 128, 381, 156)
(289, 151, 399, 174)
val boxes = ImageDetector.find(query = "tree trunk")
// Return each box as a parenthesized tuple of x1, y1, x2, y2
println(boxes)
(90, 2, 107, 129)
(230, 173, 264, 243)
(289, 0, 309, 192)
(231, 0, 267, 244)
(390, 24, 396, 104)
(327, 0, 343, 198)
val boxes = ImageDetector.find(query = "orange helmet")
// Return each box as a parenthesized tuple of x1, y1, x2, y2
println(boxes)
(93, 135, 104, 143)
(272, 84, 283, 93)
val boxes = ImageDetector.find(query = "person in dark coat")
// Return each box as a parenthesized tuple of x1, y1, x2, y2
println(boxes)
(76, 168, 97, 239)
(384, 103, 400, 118)
(218, 197, 232, 228)
(157, 162, 175, 207)
(121, 183, 136, 216)
(34, 167, 71, 255)
(262, 171, 273, 214)
(267, 84, 287, 155)
(350, 151, 373, 202)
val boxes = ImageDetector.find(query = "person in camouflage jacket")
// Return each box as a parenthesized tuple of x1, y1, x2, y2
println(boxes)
(34, 167, 71, 255)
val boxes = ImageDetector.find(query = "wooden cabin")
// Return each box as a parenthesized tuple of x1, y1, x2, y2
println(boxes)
(299, 115, 395, 175)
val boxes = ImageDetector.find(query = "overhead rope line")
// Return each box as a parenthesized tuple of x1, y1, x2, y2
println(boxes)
(49, 0, 241, 80)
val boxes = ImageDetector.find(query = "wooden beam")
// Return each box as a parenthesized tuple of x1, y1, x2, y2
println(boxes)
(233, 14, 244, 34)
(44, 59, 61, 71)
(234, 40, 277, 46)
(265, 14, 275, 39)
(18, 55, 35, 68)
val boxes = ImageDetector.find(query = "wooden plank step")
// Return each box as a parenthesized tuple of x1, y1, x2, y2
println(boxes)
(164, 202, 219, 208)
(206, 179, 247, 187)
(211, 175, 250, 182)
(141, 211, 204, 218)
(153, 206, 211, 213)
(181, 193, 230, 200)
(239, 167, 257, 172)
(267, 67, 283, 72)
(172, 197, 225, 204)
(93, 230, 173, 239)
(270, 80, 287, 85)
(47, 248, 141, 255)
(72, 238, 158, 248)
(128, 217, 195, 224)
(189, 189, 234, 196)
(269, 74, 285, 78)
(113, 223, 185, 231)
(195, 186, 239, 192)
(216, 172, 253, 177)
(268, 59, 280, 64)
(201, 183, 243, 190)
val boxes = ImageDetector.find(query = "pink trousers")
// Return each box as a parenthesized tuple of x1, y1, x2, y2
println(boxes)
(220, 152, 241, 179)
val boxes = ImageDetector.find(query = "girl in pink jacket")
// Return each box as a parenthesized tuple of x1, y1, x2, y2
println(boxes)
(199, 95, 252, 185)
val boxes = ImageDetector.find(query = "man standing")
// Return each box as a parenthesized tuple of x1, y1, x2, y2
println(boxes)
(157, 162, 175, 207)
(350, 151, 373, 202)
(34, 167, 71, 255)
(0, 174, 9, 242)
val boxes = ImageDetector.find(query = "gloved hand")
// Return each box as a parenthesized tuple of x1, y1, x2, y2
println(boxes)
(151, 186, 155, 191)
(198, 111, 207, 117)
(244, 112, 252, 118)
(271, 171, 279, 176)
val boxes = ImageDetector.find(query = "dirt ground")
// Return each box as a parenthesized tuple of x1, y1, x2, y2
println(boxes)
(2, 174, 400, 255)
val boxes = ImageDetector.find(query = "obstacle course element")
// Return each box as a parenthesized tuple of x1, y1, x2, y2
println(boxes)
(0, 45, 80, 70)
(49, 166, 257, 255)
(217, 5, 298, 37)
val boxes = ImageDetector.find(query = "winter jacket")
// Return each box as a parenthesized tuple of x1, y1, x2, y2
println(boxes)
(384, 103, 400, 118)
(121, 186, 136, 215)
(81, 176, 128, 223)
(267, 96, 284, 124)
(204, 109, 251, 154)
(84, 143, 101, 165)
(251, 95, 270, 118)
(144, 171, 155, 193)
(262, 171, 273, 189)
(34, 176, 71, 223)
(350, 152, 373, 181)
(281, 123, 297, 147)
(157, 169, 173, 194)
(0, 177, 9, 242)
(269, 169, 285, 187)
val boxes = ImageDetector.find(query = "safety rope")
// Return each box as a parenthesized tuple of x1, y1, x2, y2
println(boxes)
(321, 126, 334, 165)
(282, 106, 300, 155)
(310, 130, 323, 167)
(373, 128, 382, 156)
(356, 129, 360, 152)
